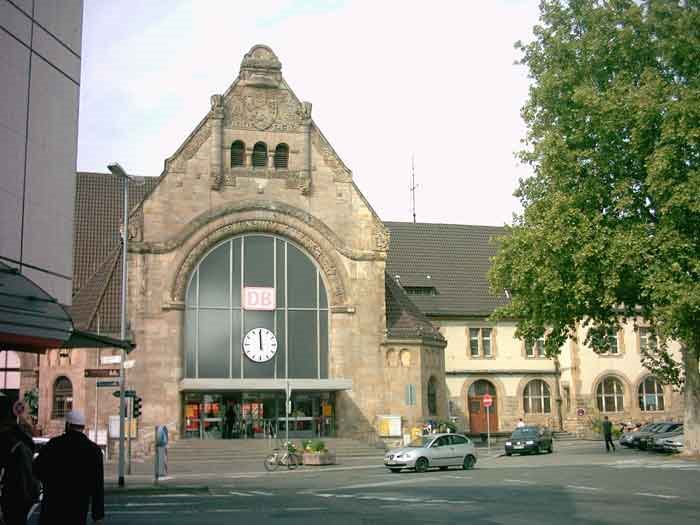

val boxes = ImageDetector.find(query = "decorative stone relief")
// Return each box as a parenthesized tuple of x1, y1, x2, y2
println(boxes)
(312, 129, 352, 182)
(386, 349, 398, 368)
(400, 349, 412, 368)
(224, 87, 303, 132)
(374, 227, 390, 252)
(169, 121, 211, 172)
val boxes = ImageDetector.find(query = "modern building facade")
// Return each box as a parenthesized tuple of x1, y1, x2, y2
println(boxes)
(35, 45, 683, 447)
(1, 0, 84, 405)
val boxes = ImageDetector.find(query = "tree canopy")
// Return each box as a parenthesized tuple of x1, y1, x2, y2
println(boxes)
(489, 0, 700, 453)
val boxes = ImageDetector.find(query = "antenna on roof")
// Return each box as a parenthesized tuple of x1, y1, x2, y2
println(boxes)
(410, 155, 417, 224)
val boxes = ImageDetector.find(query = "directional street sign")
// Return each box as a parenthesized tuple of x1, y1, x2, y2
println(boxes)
(100, 355, 123, 365)
(113, 390, 137, 398)
(85, 368, 120, 378)
(123, 360, 135, 369)
(97, 380, 120, 388)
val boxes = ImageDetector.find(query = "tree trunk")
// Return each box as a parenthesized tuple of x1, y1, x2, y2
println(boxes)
(682, 342, 700, 456)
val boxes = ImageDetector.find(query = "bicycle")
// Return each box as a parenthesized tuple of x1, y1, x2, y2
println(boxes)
(263, 442, 300, 471)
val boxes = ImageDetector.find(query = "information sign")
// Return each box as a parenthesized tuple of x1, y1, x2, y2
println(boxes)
(85, 368, 120, 378)
(243, 287, 276, 311)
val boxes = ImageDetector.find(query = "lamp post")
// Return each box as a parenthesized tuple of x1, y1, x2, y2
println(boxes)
(107, 162, 131, 488)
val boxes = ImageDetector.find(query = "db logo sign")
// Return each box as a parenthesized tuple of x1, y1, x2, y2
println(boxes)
(243, 287, 276, 311)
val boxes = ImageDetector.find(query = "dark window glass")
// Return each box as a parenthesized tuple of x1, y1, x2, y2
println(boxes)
(242, 311, 275, 379)
(231, 309, 241, 378)
(231, 238, 242, 307)
(469, 380, 496, 397)
(198, 310, 230, 378)
(275, 310, 285, 379)
(288, 310, 317, 378)
(52, 377, 73, 419)
(274, 143, 289, 169)
(482, 328, 492, 356)
(427, 377, 437, 415)
(185, 309, 196, 377)
(276, 239, 285, 308)
(319, 311, 328, 379)
(469, 328, 480, 356)
(244, 236, 274, 287)
(186, 270, 197, 307)
(231, 140, 245, 167)
(287, 244, 317, 308)
(199, 243, 230, 307)
(252, 142, 267, 167)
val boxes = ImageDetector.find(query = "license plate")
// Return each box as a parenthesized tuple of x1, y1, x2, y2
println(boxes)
(514, 445, 524, 449)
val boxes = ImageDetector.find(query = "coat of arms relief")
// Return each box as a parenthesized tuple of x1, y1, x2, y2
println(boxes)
(224, 87, 303, 133)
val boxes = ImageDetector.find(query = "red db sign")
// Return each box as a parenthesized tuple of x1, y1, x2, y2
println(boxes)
(243, 287, 276, 311)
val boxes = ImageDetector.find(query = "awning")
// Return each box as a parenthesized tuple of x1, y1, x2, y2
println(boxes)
(0, 262, 134, 353)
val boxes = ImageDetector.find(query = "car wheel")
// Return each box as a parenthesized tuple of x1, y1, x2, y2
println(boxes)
(389, 468, 402, 474)
(505, 451, 512, 456)
(462, 455, 476, 470)
(548, 443, 553, 454)
(415, 457, 429, 473)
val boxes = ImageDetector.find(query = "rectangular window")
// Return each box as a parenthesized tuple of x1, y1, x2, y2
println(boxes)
(469, 328, 480, 357)
(405, 384, 416, 406)
(535, 337, 545, 357)
(525, 341, 534, 358)
(639, 327, 657, 353)
(608, 330, 619, 354)
(482, 328, 492, 356)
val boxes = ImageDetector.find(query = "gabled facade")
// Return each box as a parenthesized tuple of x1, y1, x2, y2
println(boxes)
(38, 46, 447, 445)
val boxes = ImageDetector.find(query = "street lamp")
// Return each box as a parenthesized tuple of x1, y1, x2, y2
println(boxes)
(107, 162, 131, 488)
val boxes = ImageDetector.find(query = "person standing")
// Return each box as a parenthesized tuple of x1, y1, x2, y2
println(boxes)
(0, 394, 39, 525)
(33, 410, 104, 524)
(516, 418, 525, 428)
(602, 415, 616, 453)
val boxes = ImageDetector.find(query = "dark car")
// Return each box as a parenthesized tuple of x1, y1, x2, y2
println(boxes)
(629, 422, 680, 449)
(639, 423, 683, 450)
(505, 426, 553, 456)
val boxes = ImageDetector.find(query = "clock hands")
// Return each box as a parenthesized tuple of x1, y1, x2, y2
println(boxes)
(259, 329, 263, 351)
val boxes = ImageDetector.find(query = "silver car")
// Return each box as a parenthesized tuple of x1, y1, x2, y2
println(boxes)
(384, 433, 477, 473)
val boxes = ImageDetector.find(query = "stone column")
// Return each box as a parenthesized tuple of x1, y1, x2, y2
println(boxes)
(209, 94, 224, 190)
(302, 101, 313, 195)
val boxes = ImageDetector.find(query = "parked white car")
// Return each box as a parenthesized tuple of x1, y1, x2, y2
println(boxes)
(384, 433, 477, 473)
(654, 433, 684, 453)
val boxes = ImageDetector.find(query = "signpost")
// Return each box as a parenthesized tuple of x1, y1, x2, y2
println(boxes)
(113, 390, 136, 398)
(123, 360, 135, 369)
(100, 355, 122, 365)
(97, 380, 120, 388)
(483, 394, 493, 451)
(85, 368, 120, 378)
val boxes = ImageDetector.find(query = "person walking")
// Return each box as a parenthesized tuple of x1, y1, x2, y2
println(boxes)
(602, 415, 616, 453)
(33, 410, 104, 524)
(0, 394, 39, 525)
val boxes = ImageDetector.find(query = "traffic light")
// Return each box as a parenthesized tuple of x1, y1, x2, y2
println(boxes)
(132, 396, 143, 419)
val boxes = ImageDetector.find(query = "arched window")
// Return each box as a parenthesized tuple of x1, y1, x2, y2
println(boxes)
(252, 142, 268, 167)
(230, 140, 245, 167)
(274, 143, 289, 169)
(0, 351, 21, 390)
(427, 377, 438, 415)
(468, 380, 496, 397)
(52, 376, 73, 419)
(638, 377, 664, 411)
(596, 376, 624, 412)
(523, 379, 551, 414)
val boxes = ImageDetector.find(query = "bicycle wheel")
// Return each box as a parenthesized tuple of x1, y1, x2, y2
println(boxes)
(286, 452, 299, 470)
(264, 453, 279, 472)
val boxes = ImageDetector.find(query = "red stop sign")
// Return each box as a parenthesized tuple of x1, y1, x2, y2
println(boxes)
(483, 394, 493, 408)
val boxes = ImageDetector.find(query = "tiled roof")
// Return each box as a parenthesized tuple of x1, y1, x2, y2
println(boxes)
(385, 274, 445, 345)
(385, 222, 509, 317)
(72, 172, 157, 332)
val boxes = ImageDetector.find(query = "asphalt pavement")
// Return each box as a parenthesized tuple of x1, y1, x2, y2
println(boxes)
(28, 441, 700, 524)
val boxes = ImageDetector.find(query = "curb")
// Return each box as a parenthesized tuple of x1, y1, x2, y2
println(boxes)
(104, 484, 210, 496)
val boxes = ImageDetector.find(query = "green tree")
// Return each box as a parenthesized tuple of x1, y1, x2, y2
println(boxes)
(490, 0, 700, 454)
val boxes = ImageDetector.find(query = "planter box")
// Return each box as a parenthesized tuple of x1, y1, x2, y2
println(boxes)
(302, 451, 336, 466)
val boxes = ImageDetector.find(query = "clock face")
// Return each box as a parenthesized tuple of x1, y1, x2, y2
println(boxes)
(242, 328, 278, 363)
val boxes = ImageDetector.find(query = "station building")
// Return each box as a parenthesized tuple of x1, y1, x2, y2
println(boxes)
(34, 45, 683, 447)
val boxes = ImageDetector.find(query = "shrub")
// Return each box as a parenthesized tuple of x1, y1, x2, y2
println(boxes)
(303, 439, 327, 453)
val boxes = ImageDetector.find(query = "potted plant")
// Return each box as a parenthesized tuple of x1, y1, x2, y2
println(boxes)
(301, 439, 336, 466)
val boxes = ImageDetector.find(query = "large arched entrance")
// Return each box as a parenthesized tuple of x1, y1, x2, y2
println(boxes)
(467, 380, 498, 434)
(182, 233, 336, 439)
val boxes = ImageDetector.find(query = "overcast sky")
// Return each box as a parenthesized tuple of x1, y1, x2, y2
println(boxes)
(77, 0, 541, 226)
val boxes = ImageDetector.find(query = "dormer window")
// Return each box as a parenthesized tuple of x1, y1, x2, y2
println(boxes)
(252, 142, 268, 167)
(274, 143, 289, 169)
(231, 140, 245, 167)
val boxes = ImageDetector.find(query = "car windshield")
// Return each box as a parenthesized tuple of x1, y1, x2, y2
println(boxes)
(407, 436, 434, 448)
(511, 428, 539, 438)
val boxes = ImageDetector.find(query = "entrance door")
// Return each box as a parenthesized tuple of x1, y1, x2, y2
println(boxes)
(467, 380, 498, 434)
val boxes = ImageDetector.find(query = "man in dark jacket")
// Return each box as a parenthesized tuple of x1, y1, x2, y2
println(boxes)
(0, 394, 39, 525)
(33, 410, 104, 524)
(602, 415, 616, 453)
